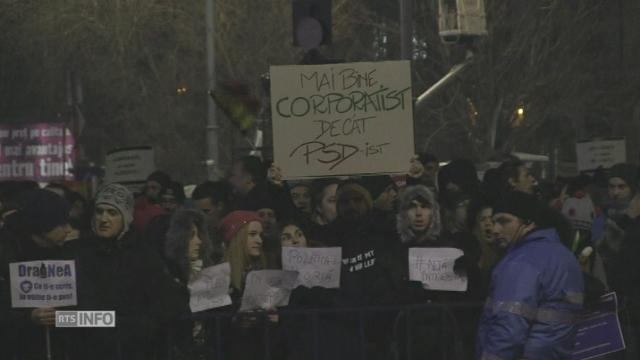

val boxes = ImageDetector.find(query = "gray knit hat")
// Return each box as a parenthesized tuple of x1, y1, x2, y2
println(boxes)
(94, 183, 134, 234)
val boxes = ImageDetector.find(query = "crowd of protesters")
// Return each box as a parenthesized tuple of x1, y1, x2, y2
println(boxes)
(1, 153, 640, 360)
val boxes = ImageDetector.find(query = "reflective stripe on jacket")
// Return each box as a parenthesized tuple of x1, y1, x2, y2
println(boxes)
(477, 228, 584, 360)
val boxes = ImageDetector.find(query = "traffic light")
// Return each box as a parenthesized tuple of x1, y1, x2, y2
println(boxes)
(293, 0, 332, 49)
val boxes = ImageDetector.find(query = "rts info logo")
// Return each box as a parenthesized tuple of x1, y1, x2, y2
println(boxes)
(55, 311, 116, 327)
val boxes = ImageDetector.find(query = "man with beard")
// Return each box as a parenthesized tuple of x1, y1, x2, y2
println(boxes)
(595, 163, 640, 357)
(594, 163, 640, 267)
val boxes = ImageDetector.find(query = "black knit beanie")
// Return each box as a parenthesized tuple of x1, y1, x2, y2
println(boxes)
(493, 191, 541, 224)
(147, 170, 172, 189)
(609, 163, 638, 192)
(20, 189, 70, 235)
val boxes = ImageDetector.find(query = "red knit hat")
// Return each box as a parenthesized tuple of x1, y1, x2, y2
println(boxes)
(220, 210, 262, 244)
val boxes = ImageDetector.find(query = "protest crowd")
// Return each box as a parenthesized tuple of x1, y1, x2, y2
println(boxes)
(1, 153, 640, 360)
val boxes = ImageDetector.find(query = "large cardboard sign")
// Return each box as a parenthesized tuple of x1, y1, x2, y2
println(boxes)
(0, 123, 75, 181)
(270, 61, 414, 178)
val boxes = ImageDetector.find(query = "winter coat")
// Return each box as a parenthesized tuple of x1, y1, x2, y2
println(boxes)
(608, 218, 640, 326)
(73, 230, 176, 360)
(133, 196, 169, 235)
(477, 228, 584, 360)
(313, 212, 396, 360)
(0, 229, 80, 360)
(320, 212, 396, 307)
(389, 185, 483, 359)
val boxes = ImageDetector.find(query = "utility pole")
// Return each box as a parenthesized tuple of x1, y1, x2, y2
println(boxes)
(205, 0, 220, 180)
(400, 0, 413, 60)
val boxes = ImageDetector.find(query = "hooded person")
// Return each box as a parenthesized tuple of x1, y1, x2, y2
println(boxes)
(74, 183, 175, 360)
(392, 186, 483, 300)
(388, 185, 477, 359)
(477, 191, 584, 360)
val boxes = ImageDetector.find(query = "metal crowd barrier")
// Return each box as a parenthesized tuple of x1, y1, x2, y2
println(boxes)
(166, 302, 485, 360)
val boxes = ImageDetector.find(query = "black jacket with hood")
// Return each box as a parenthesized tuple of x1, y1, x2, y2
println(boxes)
(388, 185, 481, 359)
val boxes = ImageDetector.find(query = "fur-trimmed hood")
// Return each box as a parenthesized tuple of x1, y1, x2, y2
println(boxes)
(396, 185, 441, 244)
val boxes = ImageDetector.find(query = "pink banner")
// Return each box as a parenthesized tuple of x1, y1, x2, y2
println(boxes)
(0, 123, 75, 181)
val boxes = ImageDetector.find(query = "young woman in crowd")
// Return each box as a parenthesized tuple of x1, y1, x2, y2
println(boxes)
(219, 210, 275, 360)
(220, 211, 268, 299)
(162, 208, 214, 359)
(277, 218, 350, 360)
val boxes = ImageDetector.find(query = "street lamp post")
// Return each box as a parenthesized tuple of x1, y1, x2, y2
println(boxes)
(205, 0, 220, 180)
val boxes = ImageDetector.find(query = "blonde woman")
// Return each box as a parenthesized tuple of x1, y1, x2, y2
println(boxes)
(220, 210, 276, 360)
(219, 210, 267, 302)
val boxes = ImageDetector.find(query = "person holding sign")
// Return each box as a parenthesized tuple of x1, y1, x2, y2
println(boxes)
(220, 211, 268, 299)
(387, 185, 478, 359)
(278, 220, 349, 360)
(220, 210, 279, 359)
(477, 191, 584, 360)
(162, 208, 223, 359)
(1, 189, 74, 360)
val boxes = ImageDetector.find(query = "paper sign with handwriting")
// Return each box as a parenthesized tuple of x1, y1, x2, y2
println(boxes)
(240, 270, 298, 311)
(270, 61, 414, 178)
(188, 262, 232, 312)
(408, 248, 467, 292)
(282, 247, 341, 288)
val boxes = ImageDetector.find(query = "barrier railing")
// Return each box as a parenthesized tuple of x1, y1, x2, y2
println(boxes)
(165, 302, 485, 360)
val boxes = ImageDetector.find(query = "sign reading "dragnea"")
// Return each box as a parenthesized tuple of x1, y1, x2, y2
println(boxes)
(270, 61, 414, 179)
(9, 261, 77, 308)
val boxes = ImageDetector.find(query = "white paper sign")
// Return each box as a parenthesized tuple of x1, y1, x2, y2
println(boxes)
(240, 270, 298, 311)
(408, 248, 467, 292)
(10, 261, 77, 308)
(282, 247, 342, 288)
(104, 146, 156, 184)
(576, 138, 626, 172)
(188, 263, 232, 312)
(270, 61, 414, 179)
